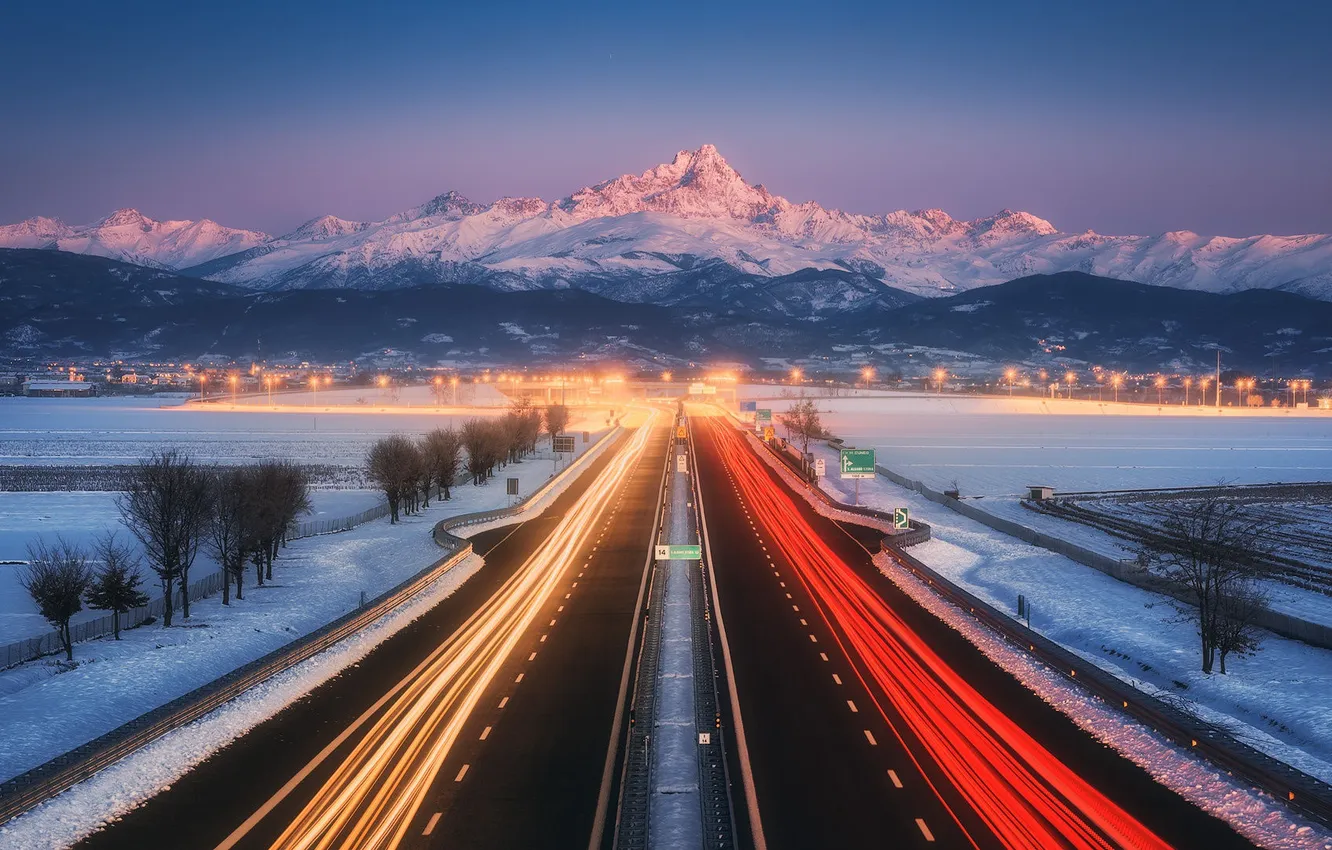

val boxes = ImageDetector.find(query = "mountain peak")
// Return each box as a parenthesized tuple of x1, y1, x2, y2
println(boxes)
(282, 214, 367, 242)
(413, 190, 484, 220)
(98, 208, 155, 228)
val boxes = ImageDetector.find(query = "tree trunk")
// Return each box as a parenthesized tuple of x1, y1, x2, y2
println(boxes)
(62, 620, 73, 660)
(235, 569, 244, 600)
(265, 545, 273, 581)
(256, 558, 265, 587)
(222, 562, 231, 605)
(181, 564, 191, 620)
(162, 577, 175, 627)
(113, 612, 121, 640)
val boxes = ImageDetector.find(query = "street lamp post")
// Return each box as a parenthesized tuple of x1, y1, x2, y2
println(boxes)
(1155, 376, 1165, 405)
(1112, 374, 1123, 403)
(199, 374, 207, 402)
(1183, 377, 1191, 406)
(1064, 372, 1076, 400)
(229, 373, 238, 407)
(934, 368, 946, 394)
(1005, 368, 1017, 397)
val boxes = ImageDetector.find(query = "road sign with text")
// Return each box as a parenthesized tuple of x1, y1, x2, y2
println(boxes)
(762, 425, 775, 442)
(506, 477, 519, 496)
(814, 457, 826, 477)
(554, 435, 575, 454)
(893, 507, 910, 530)
(739, 400, 757, 412)
(839, 448, 875, 479)
(654, 544, 702, 560)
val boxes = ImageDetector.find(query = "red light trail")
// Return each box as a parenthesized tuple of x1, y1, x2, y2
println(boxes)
(703, 416, 1171, 850)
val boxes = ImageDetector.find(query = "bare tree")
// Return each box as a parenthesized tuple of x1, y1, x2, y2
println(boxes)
(461, 418, 505, 485)
(1139, 494, 1271, 673)
(778, 396, 827, 461)
(208, 467, 252, 604)
(423, 427, 463, 500)
(367, 435, 419, 522)
(246, 461, 312, 582)
(21, 538, 93, 660)
(544, 404, 570, 442)
(85, 531, 149, 639)
(117, 450, 213, 626)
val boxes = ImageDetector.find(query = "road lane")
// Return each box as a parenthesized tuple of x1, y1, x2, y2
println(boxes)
(692, 410, 1254, 849)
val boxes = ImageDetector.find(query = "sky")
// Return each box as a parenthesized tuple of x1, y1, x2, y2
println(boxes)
(2, 0, 1329, 238)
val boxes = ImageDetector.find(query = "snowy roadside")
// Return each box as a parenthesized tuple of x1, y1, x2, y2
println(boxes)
(749, 431, 1332, 848)
(802, 438, 1332, 786)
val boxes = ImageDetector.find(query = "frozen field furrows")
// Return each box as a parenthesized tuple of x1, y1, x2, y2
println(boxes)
(743, 392, 1332, 496)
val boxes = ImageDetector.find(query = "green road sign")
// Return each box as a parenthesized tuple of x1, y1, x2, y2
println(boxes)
(893, 507, 910, 530)
(654, 544, 702, 560)
(839, 448, 875, 479)
(756, 408, 772, 423)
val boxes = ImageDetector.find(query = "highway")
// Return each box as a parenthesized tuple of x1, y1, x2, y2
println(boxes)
(75, 415, 667, 850)
(689, 410, 1255, 849)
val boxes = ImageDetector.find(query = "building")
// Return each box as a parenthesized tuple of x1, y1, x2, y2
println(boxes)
(22, 380, 95, 398)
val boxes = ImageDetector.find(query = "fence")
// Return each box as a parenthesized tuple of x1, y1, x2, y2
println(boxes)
(871, 457, 1332, 651)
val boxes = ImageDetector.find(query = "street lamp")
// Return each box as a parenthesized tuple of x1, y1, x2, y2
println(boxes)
(1111, 373, 1123, 403)
(450, 375, 459, 405)
(265, 374, 274, 407)
(662, 371, 672, 382)
(860, 366, 874, 388)
(229, 373, 239, 406)
(1183, 376, 1192, 406)
(933, 368, 947, 393)
(791, 368, 803, 385)
(199, 373, 207, 402)
(1005, 368, 1017, 397)
(1064, 371, 1076, 400)
(1155, 376, 1165, 405)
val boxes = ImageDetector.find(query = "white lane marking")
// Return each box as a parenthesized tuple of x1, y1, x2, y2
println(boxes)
(539, 635, 547, 643)
(792, 605, 799, 612)
(785, 593, 792, 599)
(423, 812, 442, 836)
(549, 619, 557, 627)
(864, 730, 878, 746)
(819, 653, 829, 662)
(799, 619, 807, 626)
(572, 581, 579, 588)
(888, 769, 903, 788)
(454, 764, 470, 782)
(779, 581, 786, 588)
(847, 700, 859, 713)
(499, 696, 509, 708)
(515, 673, 524, 683)
(558, 605, 565, 612)
(832, 674, 842, 685)
(916, 818, 935, 842)
(808, 634, 818, 643)
(565, 593, 572, 599)
(480, 726, 492, 741)
(528, 652, 538, 661)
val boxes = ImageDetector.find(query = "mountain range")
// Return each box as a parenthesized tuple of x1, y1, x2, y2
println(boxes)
(5, 248, 1329, 374)
(4, 145, 1331, 306)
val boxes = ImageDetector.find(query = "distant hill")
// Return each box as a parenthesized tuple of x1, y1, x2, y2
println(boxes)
(4, 251, 1331, 372)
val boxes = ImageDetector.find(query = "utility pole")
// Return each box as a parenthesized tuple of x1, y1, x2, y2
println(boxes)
(1215, 350, 1222, 409)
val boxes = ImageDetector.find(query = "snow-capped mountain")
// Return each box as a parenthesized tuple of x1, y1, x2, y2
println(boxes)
(0, 208, 270, 270)
(4, 145, 1332, 304)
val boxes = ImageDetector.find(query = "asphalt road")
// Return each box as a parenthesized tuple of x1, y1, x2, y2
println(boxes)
(75, 422, 668, 850)
(690, 412, 1255, 850)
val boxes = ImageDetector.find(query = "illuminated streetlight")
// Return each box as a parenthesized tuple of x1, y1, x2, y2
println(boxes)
(229, 373, 239, 406)
(791, 368, 803, 384)
(1005, 368, 1017, 397)
(933, 368, 947, 394)
(662, 371, 673, 383)
(860, 366, 875, 388)
(1111, 373, 1123, 403)
(199, 373, 207, 402)
(1155, 376, 1166, 405)
(1183, 376, 1192, 406)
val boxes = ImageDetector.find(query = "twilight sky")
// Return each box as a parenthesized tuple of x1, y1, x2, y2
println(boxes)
(3, 0, 1329, 238)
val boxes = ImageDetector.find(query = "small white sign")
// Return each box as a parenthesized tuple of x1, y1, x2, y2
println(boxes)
(698, 732, 712, 745)
(814, 458, 826, 477)
(654, 545, 670, 560)
(677, 454, 688, 474)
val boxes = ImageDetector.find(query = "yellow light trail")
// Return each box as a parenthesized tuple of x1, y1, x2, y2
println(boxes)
(217, 412, 657, 850)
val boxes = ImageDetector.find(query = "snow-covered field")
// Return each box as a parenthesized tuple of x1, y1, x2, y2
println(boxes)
(741, 391, 1332, 496)
(0, 393, 608, 645)
(802, 436, 1332, 789)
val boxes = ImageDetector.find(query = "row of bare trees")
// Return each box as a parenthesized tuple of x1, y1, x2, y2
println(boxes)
(19, 451, 312, 660)
(366, 402, 569, 523)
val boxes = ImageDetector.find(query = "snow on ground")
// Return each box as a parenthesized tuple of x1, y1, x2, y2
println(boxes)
(0, 399, 607, 644)
(977, 497, 1332, 629)
(737, 391, 1332, 496)
(804, 438, 1332, 787)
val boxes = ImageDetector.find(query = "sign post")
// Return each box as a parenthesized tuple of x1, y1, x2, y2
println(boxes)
(893, 507, 909, 530)
(839, 448, 875, 505)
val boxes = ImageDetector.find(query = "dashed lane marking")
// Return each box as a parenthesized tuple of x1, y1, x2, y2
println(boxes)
(847, 700, 858, 713)
(864, 730, 878, 746)
(480, 726, 492, 741)
(454, 764, 470, 782)
(498, 697, 509, 708)
(422, 812, 442, 836)
(832, 674, 842, 685)
(916, 818, 935, 842)
(888, 770, 903, 789)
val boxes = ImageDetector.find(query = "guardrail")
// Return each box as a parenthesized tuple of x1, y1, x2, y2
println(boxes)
(744, 418, 1332, 830)
(0, 539, 474, 828)
(0, 426, 624, 828)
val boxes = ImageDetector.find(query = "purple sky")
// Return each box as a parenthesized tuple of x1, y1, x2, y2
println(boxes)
(2, 0, 1329, 238)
